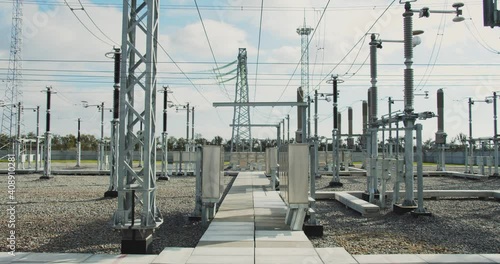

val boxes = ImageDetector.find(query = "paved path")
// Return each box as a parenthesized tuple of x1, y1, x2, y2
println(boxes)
(2, 171, 499, 263)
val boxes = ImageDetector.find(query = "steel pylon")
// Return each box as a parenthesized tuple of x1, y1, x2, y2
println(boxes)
(230, 48, 252, 152)
(113, 0, 162, 253)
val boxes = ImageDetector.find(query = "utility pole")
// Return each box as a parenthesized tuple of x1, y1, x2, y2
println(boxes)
(286, 114, 290, 143)
(35, 105, 40, 171)
(191, 106, 195, 151)
(14, 102, 21, 170)
(328, 75, 343, 187)
(105, 47, 121, 198)
(158, 86, 171, 181)
(40, 86, 53, 179)
(76, 118, 81, 167)
(494, 92, 499, 176)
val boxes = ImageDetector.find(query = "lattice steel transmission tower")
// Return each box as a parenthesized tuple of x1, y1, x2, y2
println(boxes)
(113, 0, 162, 253)
(2, 0, 23, 139)
(297, 19, 313, 138)
(230, 48, 252, 152)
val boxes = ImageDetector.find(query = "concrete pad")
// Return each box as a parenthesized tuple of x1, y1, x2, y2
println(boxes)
(200, 234, 253, 242)
(206, 225, 254, 231)
(208, 222, 254, 227)
(14, 252, 93, 263)
(256, 248, 318, 256)
(316, 248, 358, 264)
(255, 255, 324, 264)
(255, 241, 314, 248)
(255, 230, 309, 241)
(191, 247, 253, 256)
(196, 241, 255, 248)
(418, 254, 495, 263)
(151, 248, 194, 264)
(186, 255, 253, 264)
(204, 230, 254, 236)
(481, 254, 500, 263)
(335, 192, 380, 216)
(0, 252, 31, 263)
(354, 254, 426, 263)
(83, 254, 158, 264)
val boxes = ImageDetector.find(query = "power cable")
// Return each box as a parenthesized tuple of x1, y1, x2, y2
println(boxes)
(193, 0, 232, 100)
(253, 0, 264, 104)
(76, 0, 119, 46)
(312, 0, 396, 91)
(63, 0, 114, 46)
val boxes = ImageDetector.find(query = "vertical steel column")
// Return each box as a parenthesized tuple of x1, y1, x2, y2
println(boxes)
(76, 118, 81, 167)
(362, 100, 368, 170)
(40, 86, 52, 179)
(329, 76, 343, 187)
(468, 98, 473, 173)
(494, 92, 498, 176)
(35, 105, 40, 171)
(113, 0, 162, 253)
(388, 98, 393, 157)
(15, 102, 21, 170)
(191, 106, 194, 151)
(159, 86, 170, 181)
(186, 103, 190, 151)
(286, 114, 290, 143)
(99, 102, 105, 171)
(412, 124, 431, 216)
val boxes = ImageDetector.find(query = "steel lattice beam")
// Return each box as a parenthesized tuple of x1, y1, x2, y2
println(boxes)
(113, 0, 162, 253)
(230, 48, 252, 153)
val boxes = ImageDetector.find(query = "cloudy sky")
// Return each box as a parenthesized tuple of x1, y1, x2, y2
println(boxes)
(0, 0, 499, 144)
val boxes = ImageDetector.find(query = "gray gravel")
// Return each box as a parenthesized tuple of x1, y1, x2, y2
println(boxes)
(0, 174, 235, 254)
(311, 173, 500, 254)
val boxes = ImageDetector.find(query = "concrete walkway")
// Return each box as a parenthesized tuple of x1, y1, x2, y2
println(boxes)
(2, 171, 499, 263)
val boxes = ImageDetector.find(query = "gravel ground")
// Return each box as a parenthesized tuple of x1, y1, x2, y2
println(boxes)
(0, 174, 235, 254)
(311, 173, 500, 254)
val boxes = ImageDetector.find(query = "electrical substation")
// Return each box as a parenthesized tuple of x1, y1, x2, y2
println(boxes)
(1, 0, 500, 263)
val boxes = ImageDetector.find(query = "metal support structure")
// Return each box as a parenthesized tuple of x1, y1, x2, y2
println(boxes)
(76, 118, 81, 168)
(494, 92, 499, 176)
(14, 102, 21, 170)
(1, 0, 23, 140)
(230, 48, 252, 153)
(286, 114, 290, 143)
(113, 0, 162, 253)
(411, 124, 432, 216)
(328, 75, 343, 187)
(436, 89, 447, 171)
(40, 86, 53, 179)
(105, 47, 121, 198)
(401, 2, 417, 207)
(158, 86, 171, 181)
(297, 19, 313, 139)
(191, 106, 195, 151)
(99, 102, 105, 170)
(35, 106, 40, 171)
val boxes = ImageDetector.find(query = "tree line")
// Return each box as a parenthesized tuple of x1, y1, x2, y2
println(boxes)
(0, 132, 490, 152)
